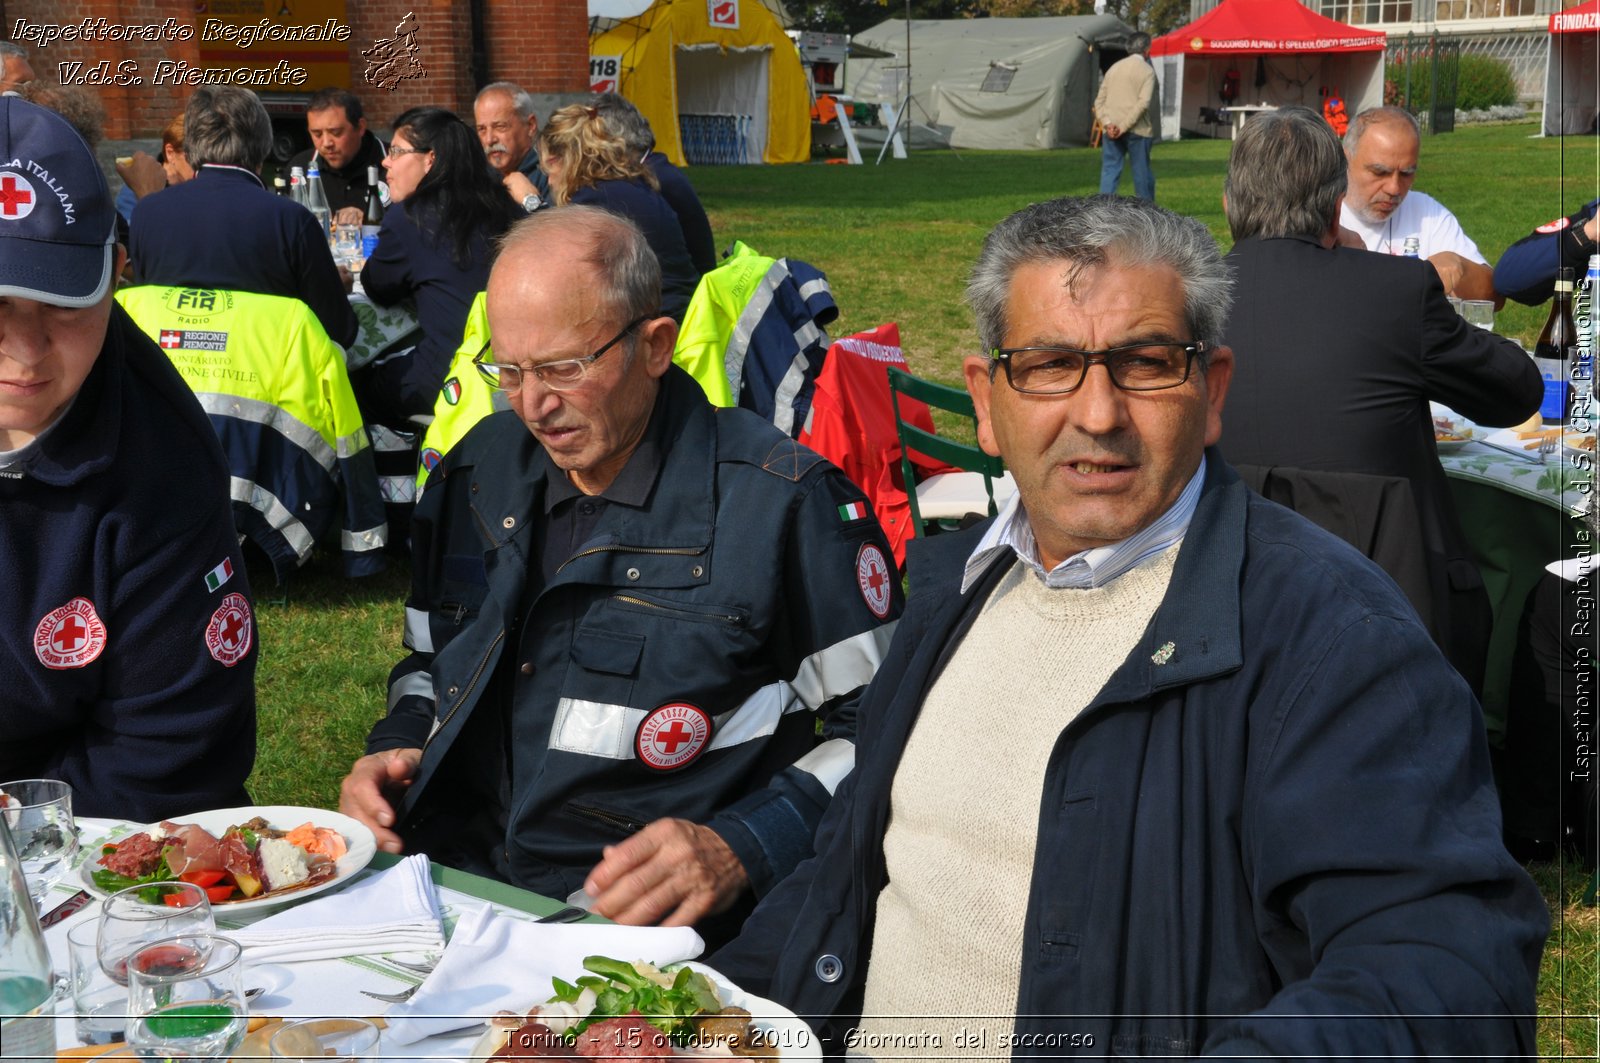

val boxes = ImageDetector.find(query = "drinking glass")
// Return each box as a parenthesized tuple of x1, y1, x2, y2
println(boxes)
(125, 933, 247, 1062)
(1462, 300, 1496, 330)
(330, 223, 362, 268)
(269, 1017, 381, 1061)
(0, 778, 78, 910)
(98, 882, 215, 988)
(67, 916, 127, 1044)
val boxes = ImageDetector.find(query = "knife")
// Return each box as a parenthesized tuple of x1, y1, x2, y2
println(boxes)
(40, 888, 92, 930)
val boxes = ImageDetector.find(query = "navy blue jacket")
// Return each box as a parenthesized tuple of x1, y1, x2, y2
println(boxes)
(0, 305, 256, 821)
(357, 200, 499, 423)
(570, 179, 699, 321)
(645, 153, 717, 276)
(365, 367, 900, 907)
(129, 164, 358, 348)
(1494, 197, 1599, 305)
(713, 452, 1547, 1059)
(515, 147, 551, 202)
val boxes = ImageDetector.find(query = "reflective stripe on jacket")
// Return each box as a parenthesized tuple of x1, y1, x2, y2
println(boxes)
(117, 285, 388, 579)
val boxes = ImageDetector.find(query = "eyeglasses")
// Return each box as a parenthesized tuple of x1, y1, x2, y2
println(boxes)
(474, 316, 649, 392)
(989, 341, 1204, 395)
(388, 146, 429, 158)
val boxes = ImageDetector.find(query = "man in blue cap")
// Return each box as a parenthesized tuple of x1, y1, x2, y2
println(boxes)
(0, 98, 257, 822)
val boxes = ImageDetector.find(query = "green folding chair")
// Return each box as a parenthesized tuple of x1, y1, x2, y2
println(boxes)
(886, 366, 1011, 536)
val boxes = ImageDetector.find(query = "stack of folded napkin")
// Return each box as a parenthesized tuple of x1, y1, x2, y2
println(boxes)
(385, 904, 704, 1045)
(228, 854, 445, 963)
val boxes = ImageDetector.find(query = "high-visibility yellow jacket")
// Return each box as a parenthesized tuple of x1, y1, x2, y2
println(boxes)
(415, 292, 510, 497)
(673, 240, 837, 437)
(117, 285, 388, 580)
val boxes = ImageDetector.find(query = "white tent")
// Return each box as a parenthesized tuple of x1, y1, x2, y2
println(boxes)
(1542, 0, 1599, 136)
(845, 15, 1136, 150)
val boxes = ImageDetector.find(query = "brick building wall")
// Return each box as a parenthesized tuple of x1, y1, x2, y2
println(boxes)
(4, 0, 589, 139)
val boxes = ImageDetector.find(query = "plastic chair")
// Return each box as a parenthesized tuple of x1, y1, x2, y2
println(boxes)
(886, 366, 1015, 535)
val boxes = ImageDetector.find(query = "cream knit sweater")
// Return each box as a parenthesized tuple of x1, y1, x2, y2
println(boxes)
(851, 546, 1180, 1059)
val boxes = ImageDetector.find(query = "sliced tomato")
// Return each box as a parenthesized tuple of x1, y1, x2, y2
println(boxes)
(161, 890, 190, 907)
(204, 884, 236, 903)
(179, 869, 227, 888)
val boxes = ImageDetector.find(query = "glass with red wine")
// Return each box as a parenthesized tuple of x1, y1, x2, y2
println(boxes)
(96, 882, 215, 988)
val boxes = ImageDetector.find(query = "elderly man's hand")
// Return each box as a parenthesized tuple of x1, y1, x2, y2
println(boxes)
(1103, 123, 1123, 140)
(333, 206, 365, 227)
(338, 748, 422, 854)
(503, 171, 539, 207)
(116, 151, 167, 200)
(583, 819, 748, 927)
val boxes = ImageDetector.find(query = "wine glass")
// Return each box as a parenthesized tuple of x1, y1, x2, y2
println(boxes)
(1462, 300, 1496, 331)
(269, 1017, 381, 1061)
(125, 933, 247, 1062)
(0, 778, 78, 911)
(98, 882, 215, 988)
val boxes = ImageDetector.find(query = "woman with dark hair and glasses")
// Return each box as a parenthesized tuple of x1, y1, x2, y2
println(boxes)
(356, 105, 522, 428)
(538, 103, 699, 321)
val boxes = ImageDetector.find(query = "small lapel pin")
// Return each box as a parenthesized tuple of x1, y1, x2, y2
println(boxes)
(1151, 641, 1176, 666)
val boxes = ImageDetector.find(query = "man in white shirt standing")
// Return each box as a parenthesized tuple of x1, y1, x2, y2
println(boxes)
(1338, 106, 1498, 301)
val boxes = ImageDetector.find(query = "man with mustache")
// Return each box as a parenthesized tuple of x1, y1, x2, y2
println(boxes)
(339, 206, 898, 945)
(475, 81, 550, 213)
(1337, 106, 1497, 302)
(710, 193, 1546, 1058)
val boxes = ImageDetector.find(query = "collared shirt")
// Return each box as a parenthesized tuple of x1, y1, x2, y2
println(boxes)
(536, 410, 666, 585)
(961, 462, 1206, 593)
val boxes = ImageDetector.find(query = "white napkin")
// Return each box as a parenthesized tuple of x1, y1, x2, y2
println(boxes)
(384, 903, 704, 1045)
(227, 854, 444, 963)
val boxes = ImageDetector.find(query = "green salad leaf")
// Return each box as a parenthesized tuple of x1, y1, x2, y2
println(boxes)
(547, 956, 722, 1044)
(90, 842, 177, 903)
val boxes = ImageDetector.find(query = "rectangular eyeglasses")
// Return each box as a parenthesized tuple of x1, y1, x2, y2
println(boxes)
(474, 316, 649, 392)
(990, 341, 1204, 395)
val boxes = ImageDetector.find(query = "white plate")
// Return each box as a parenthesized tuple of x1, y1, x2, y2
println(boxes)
(80, 804, 376, 913)
(467, 961, 821, 1062)
(1478, 427, 1558, 462)
(1434, 436, 1474, 453)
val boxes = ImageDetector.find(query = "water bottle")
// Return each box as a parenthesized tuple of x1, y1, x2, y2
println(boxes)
(0, 817, 56, 1060)
(1401, 236, 1420, 258)
(289, 166, 307, 208)
(304, 165, 332, 240)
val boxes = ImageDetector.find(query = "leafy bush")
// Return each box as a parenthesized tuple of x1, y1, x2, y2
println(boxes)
(1455, 54, 1518, 112)
(1384, 54, 1517, 113)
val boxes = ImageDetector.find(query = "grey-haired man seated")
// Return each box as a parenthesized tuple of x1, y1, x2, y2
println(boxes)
(711, 194, 1547, 1058)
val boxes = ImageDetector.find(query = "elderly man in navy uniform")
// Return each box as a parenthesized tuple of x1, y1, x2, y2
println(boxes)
(340, 205, 899, 941)
(0, 98, 256, 821)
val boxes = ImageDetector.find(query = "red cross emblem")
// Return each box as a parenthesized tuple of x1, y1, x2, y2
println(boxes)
(635, 702, 712, 771)
(856, 542, 893, 619)
(159, 330, 183, 349)
(0, 173, 35, 219)
(205, 592, 253, 667)
(33, 598, 107, 669)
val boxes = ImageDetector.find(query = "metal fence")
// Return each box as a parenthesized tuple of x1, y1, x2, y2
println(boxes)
(1386, 33, 1461, 132)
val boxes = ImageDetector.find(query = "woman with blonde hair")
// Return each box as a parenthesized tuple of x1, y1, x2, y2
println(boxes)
(539, 102, 699, 320)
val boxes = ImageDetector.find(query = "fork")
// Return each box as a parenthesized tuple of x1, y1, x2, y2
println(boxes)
(360, 983, 421, 1004)
(1538, 436, 1559, 463)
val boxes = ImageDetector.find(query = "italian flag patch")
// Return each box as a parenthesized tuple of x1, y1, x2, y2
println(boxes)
(204, 557, 234, 593)
(838, 501, 867, 521)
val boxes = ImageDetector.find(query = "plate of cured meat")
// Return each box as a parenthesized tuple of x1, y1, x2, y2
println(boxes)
(82, 805, 375, 913)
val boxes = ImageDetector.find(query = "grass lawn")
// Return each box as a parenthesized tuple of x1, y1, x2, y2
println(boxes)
(254, 120, 1597, 1054)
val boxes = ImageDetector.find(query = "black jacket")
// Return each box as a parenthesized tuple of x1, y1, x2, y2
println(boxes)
(129, 164, 359, 348)
(0, 305, 256, 820)
(1220, 235, 1543, 684)
(289, 130, 388, 216)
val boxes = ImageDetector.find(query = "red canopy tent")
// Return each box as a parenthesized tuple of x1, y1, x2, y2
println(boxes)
(1542, 0, 1599, 136)
(1150, 0, 1386, 141)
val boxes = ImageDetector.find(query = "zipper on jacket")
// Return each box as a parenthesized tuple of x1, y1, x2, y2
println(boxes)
(557, 543, 701, 575)
(562, 801, 649, 835)
(427, 629, 504, 745)
(611, 594, 745, 626)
